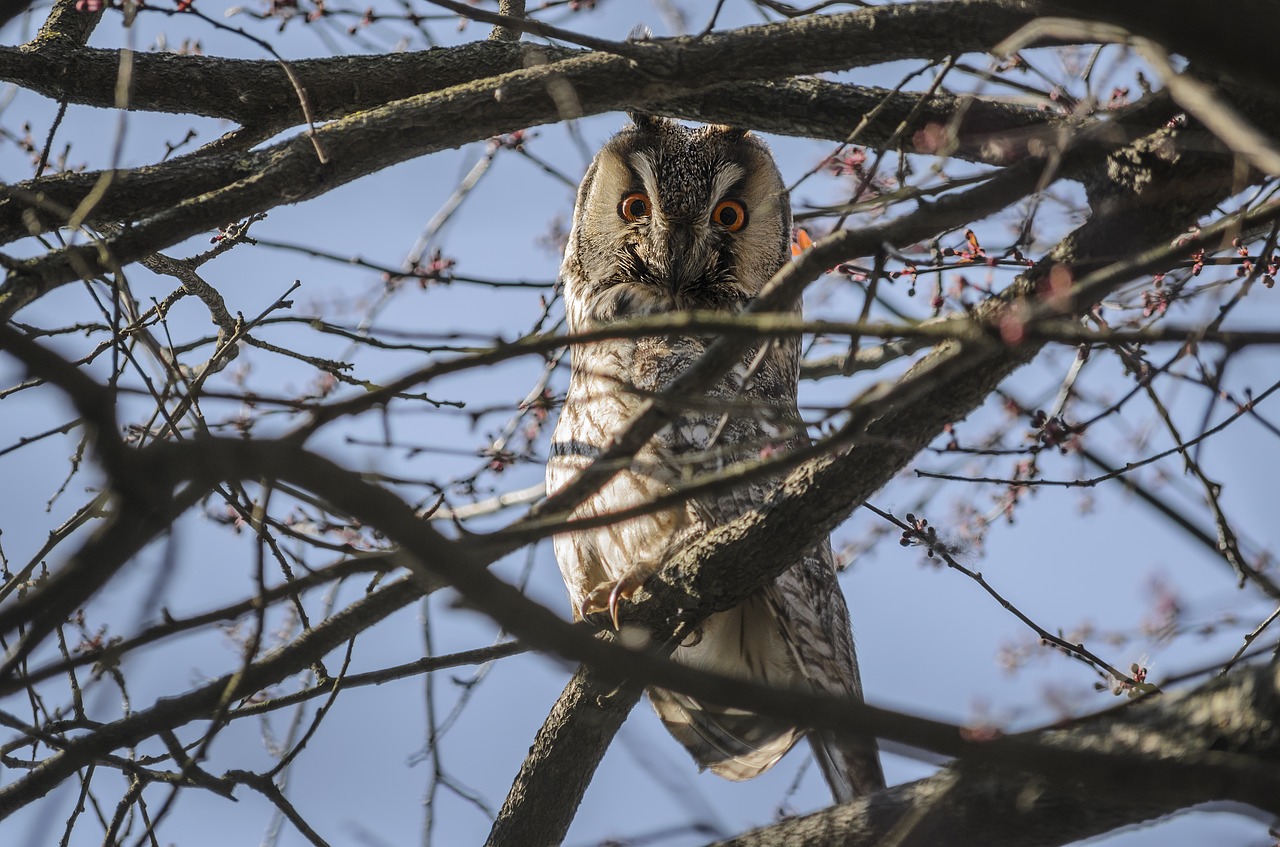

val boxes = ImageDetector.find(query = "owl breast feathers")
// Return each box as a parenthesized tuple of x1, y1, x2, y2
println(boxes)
(547, 114, 883, 801)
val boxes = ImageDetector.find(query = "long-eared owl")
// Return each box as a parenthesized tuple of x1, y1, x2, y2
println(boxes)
(547, 114, 883, 801)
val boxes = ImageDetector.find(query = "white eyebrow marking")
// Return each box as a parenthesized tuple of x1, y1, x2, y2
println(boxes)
(633, 151, 660, 212)
(711, 162, 746, 205)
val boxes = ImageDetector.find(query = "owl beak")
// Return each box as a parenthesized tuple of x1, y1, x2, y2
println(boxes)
(660, 226, 707, 293)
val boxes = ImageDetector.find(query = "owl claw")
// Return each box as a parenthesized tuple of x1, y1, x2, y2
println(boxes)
(578, 593, 602, 623)
(579, 585, 613, 625)
(581, 572, 647, 630)
(608, 582, 626, 630)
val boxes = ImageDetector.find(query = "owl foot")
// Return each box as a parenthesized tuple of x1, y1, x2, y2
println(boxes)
(581, 570, 649, 630)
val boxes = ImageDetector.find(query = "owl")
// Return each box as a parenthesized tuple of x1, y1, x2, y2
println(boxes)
(546, 114, 884, 801)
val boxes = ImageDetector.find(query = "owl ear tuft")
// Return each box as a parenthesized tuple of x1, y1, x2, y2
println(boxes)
(628, 112, 670, 133)
(712, 125, 750, 142)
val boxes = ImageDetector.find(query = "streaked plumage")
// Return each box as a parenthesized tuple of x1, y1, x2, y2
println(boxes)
(547, 115, 883, 800)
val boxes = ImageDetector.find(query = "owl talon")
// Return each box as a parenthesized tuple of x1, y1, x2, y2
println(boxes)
(579, 584, 615, 624)
(580, 572, 647, 629)
(608, 582, 625, 630)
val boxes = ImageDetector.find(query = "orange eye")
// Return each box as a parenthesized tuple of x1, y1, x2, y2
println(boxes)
(712, 199, 747, 232)
(619, 192, 650, 222)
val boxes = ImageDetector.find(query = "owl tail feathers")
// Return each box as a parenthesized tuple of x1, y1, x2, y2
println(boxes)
(809, 729, 886, 803)
(647, 688, 802, 780)
(649, 687, 886, 800)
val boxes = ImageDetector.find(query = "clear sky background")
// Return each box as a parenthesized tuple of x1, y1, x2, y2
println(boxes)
(1, 2, 1277, 846)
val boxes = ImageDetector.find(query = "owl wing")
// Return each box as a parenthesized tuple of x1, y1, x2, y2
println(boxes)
(776, 542, 886, 801)
(650, 540, 884, 796)
(646, 589, 803, 780)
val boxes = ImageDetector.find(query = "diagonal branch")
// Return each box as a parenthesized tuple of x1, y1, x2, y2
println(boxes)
(485, 118, 1244, 842)
(712, 651, 1280, 847)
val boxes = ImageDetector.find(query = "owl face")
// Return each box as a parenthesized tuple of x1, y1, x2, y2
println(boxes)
(562, 115, 792, 329)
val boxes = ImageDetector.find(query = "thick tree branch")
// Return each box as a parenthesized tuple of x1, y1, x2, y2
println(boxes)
(0, 39, 565, 129)
(715, 657, 1280, 846)
(662, 79, 1067, 167)
(1040, 0, 1280, 99)
(0, 77, 1058, 249)
(26, 0, 101, 48)
(486, 666, 644, 847)
(2, 2, 1038, 123)
(485, 0, 527, 44)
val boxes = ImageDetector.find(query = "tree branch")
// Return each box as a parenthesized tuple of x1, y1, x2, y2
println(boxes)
(2, 2, 1039, 123)
(713, 654, 1280, 847)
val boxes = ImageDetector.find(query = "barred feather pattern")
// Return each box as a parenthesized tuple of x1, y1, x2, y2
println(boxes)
(547, 116, 884, 800)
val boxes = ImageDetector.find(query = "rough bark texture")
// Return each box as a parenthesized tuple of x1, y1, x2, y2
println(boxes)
(719, 660, 1280, 846)
(485, 667, 643, 847)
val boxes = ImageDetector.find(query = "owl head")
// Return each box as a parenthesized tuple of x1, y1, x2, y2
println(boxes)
(562, 114, 793, 330)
